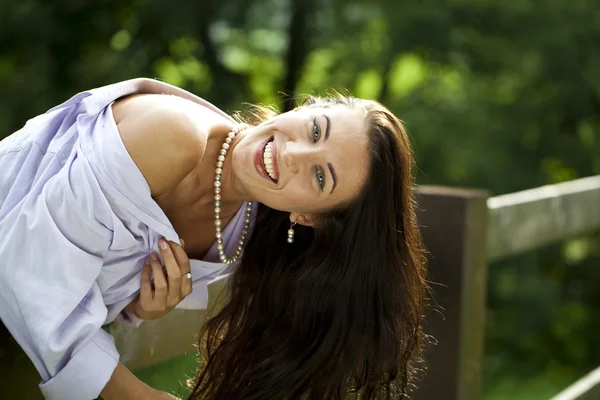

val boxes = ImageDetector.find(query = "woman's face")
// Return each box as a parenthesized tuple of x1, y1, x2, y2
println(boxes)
(230, 104, 370, 217)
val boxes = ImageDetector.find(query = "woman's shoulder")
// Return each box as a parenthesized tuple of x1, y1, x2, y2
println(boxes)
(111, 93, 231, 197)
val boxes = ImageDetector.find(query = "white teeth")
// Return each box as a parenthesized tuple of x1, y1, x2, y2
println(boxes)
(263, 141, 277, 181)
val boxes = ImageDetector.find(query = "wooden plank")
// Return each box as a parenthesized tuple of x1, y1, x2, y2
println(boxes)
(412, 186, 489, 400)
(487, 175, 600, 262)
(550, 366, 600, 400)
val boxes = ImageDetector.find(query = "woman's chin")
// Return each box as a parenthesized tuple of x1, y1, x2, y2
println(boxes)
(253, 198, 285, 212)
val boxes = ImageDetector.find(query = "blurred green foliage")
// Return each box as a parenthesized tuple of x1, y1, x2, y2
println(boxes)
(2, 0, 600, 398)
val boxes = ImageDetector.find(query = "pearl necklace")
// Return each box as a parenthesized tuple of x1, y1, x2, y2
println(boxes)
(214, 127, 253, 264)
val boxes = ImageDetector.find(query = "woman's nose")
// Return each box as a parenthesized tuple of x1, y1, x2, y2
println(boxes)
(283, 141, 318, 173)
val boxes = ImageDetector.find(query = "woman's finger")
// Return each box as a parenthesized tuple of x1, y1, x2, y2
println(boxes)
(169, 240, 192, 298)
(150, 252, 167, 304)
(159, 239, 182, 305)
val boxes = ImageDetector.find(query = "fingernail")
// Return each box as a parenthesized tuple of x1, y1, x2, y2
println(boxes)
(180, 238, 185, 248)
(144, 258, 150, 265)
(150, 252, 158, 261)
(159, 239, 168, 250)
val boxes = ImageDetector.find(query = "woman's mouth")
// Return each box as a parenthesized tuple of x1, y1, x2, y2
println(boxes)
(254, 137, 279, 183)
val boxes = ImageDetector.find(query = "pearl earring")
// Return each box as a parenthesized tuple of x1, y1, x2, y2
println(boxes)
(287, 220, 298, 244)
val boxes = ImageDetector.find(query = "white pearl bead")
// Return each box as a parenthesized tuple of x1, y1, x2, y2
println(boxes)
(213, 132, 254, 265)
(287, 238, 294, 243)
(288, 229, 295, 235)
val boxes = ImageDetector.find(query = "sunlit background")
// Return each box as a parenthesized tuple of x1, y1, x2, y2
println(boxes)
(1, 0, 600, 399)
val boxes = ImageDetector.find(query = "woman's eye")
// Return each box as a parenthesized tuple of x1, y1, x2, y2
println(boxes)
(316, 168, 325, 190)
(312, 119, 320, 143)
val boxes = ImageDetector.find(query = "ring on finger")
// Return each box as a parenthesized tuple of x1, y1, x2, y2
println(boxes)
(183, 272, 192, 280)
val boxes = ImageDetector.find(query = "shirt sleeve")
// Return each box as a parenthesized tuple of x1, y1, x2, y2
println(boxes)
(116, 301, 145, 328)
(38, 302, 120, 399)
(0, 151, 119, 399)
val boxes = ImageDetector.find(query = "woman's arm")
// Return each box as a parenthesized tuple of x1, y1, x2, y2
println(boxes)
(101, 363, 180, 400)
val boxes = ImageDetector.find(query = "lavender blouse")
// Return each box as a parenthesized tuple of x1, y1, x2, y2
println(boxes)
(0, 78, 256, 399)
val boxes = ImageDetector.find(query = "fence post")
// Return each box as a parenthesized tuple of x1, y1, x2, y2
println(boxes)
(412, 186, 489, 400)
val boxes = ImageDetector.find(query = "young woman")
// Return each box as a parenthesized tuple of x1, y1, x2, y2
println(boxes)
(0, 78, 427, 399)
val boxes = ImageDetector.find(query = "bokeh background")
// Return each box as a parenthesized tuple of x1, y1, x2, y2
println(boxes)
(1, 0, 600, 399)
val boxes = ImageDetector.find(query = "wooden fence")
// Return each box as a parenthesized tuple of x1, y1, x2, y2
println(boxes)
(2, 175, 600, 398)
(412, 175, 600, 400)
(111, 175, 600, 399)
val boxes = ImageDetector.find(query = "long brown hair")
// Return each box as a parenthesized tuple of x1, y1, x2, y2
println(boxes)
(188, 95, 428, 399)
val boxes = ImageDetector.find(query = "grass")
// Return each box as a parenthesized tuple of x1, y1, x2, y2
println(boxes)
(135, 352, 199, 399)
(484, 369, 580, 400)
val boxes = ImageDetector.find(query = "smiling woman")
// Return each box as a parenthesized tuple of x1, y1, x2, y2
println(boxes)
(228, 98, 370, 219)
(0, 78, 427, 400)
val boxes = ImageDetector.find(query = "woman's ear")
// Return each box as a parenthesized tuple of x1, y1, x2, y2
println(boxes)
(289, 212, 316, 228)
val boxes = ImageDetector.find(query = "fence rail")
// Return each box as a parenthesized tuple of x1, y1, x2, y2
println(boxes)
(550, 366, 600, 400)
(487, 175, 600, 262)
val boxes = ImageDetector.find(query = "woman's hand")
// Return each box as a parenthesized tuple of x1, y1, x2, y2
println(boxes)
(125, 238, 193, 320)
